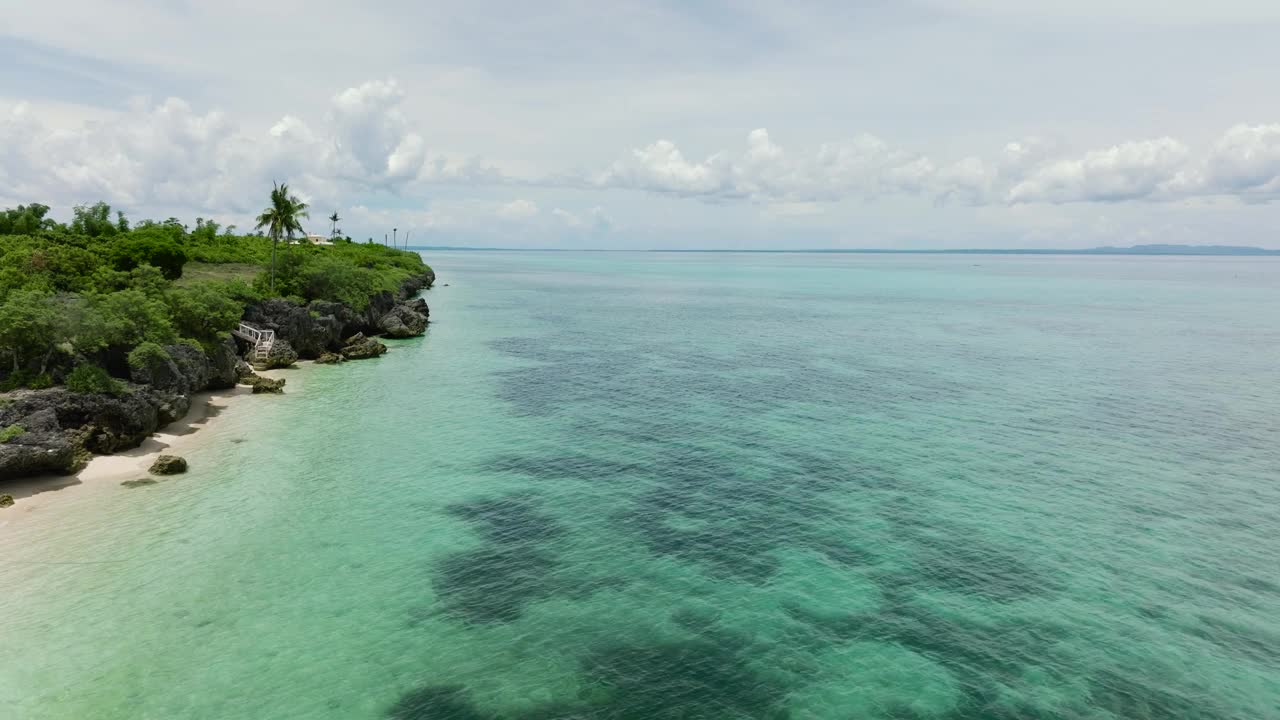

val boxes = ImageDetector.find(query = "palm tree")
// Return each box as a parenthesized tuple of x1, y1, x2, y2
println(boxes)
(254, 182, 310, 291)
(328, 211, 341, 239)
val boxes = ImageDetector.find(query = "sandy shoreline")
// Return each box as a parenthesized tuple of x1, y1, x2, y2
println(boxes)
(0, 366, 301, 526)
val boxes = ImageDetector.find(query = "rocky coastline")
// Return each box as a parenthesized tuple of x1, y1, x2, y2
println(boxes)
(0, 269, 434, 481)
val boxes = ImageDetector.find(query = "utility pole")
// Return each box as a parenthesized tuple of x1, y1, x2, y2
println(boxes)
(384, 233, 388, 246)
(393, 227, 398, 249)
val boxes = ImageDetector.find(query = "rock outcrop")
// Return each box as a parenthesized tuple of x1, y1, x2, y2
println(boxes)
(0, 269, 436, 482)
(0, 337, 242, 479)
(257, 339, 299, 370)
(129, 343, 209, 395)
(340, 333, 387, 360)
(243, 375, 286, 394)
(149, 455, 188, 475)
(379, 298, 429, 338)
(239, 269, 434, 359)
(0, 407, 81, 478)
(315, 352, 343, 365)
(242, 299, 344, 358)
(207, 338, 240, 389)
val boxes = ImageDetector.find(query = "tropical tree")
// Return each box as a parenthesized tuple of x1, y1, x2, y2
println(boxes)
(328, 211, 341, 239)
(70, 202, 119, 238)
(254, 182, 310, 291)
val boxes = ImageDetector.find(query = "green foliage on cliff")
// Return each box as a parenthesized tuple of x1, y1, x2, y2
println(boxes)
(65, 364, 125, 395)
(0, 424, 25, 443)
(265, 243, 425, 310)
(0, 198, 430, 391)
(127, 342, 171, 370)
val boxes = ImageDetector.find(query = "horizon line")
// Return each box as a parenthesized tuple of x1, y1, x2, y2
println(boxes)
(407, 244, 1280, 256)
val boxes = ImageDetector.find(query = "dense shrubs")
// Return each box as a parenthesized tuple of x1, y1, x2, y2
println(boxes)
(266, 242, 426, 310)
(110, 225, 188, 279)
(0, 200, 429, 392)
(127, 342, 171, 370)
(65, 364, 125, 395)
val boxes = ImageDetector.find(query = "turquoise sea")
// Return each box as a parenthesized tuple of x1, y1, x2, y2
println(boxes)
(3, 252, 1279, 719)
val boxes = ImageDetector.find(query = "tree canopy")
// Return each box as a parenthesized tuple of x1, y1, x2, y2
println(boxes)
(0, 196, 428, 392)
(254, 182, 310, 291)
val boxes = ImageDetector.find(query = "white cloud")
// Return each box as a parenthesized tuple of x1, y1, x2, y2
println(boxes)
(552, 206, 612, 232)
(600, 140, 730, 197)
(1199, 123, 1280, 200)
(328, 79, 426, 185)
(498, 198, 539, 219)
(3, 77, 1280, 247)
(590, 126, 1280, 207)
(1, 96, 248, 210)
(0, 79, 500, 220)
(921, 0, 1280, 24)
(594, 129, 950, 203)
(1005, 137, 1191, 204)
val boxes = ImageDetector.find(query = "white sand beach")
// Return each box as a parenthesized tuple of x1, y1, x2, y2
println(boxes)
(0, 366, 301, 528)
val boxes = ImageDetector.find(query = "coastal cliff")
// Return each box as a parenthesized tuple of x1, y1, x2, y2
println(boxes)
(240, 270, 433, 358)
(0, 269, 434, 480)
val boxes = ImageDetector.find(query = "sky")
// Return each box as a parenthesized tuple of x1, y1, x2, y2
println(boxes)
(2, 0, 1280, 249)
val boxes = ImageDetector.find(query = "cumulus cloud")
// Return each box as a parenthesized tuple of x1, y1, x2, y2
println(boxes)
(552, 206, 612, 231)
(0, 79, 499, 218)
(1, 97, 248, 210)
(1199, 123, 1280, 200)
(497, 198, 539, 219)
(1005, 137, 1191, 204)
(590, 125, 1280, 207)
(6, 75, 1280, 240)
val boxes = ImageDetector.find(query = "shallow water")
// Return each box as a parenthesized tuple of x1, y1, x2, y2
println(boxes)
(3, 252, 1279, 719)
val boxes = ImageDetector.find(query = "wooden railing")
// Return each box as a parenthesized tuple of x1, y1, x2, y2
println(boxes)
(232, 323, 276, 361)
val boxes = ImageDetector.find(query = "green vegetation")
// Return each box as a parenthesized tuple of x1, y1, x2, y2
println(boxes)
(127, 342, 171, 370)
(254, 182, 309, 292)
(65, 364, 125, 395)
(178, 262, 262, 286)
(0, 191, 429, 392)
(0, 424, 25, 443)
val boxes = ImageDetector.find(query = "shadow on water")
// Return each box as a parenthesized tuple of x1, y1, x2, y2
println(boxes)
(399, 324, 1254, 719)
(389, 632, 790, 720)
(430, 495, 569, 624)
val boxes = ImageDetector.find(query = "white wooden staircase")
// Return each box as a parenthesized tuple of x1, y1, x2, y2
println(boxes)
(231, 323, 276, 364)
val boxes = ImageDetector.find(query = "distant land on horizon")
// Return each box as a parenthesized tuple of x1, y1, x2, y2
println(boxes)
(412, 244, 1280, 256)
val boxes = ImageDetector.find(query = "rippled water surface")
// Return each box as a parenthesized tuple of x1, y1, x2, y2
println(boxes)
(3, 252, 1280, 719)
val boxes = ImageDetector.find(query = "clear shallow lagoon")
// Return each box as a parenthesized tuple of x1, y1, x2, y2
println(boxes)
(3, 252, 1279, 719)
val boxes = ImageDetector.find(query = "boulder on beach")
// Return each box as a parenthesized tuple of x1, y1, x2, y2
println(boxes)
(0, 400, 118, 476)
(0, 494, 14, 508)
(149, 454, 188, 475)
(256, 339, 299, 370)
(243, 375, 286, 394)
(315, 352, 343, 365)
(378, 300, 430, 338)
(341, 334, 388, 360)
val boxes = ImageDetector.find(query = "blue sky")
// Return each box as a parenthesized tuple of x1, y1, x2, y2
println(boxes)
(2, 0, 1280, 248)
